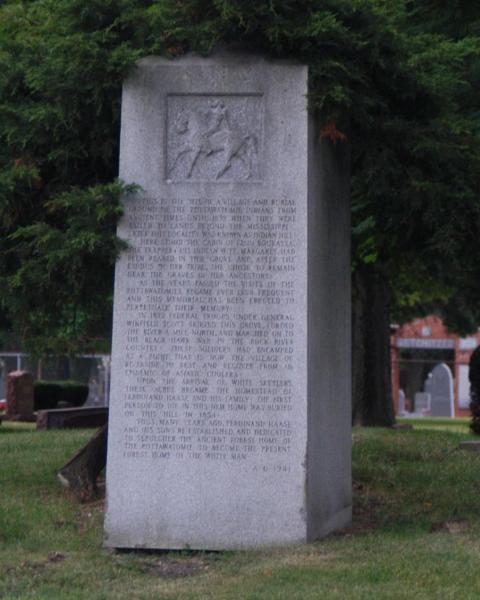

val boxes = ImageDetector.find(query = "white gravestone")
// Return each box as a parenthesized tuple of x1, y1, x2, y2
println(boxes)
(104, 52, 351, 550)
(414, 392, 431, 415)
(430, 363, 454, 417)
(398, 389, 406, 415)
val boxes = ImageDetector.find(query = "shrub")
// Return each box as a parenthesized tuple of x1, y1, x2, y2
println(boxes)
(34, 380, 89, 411)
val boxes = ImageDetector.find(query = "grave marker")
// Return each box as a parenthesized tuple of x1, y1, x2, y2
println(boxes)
(414, 392, 431, 415)
(105, 52, 351, 549)
(430, 363, 454, 417)
(6, 370, 34, 418)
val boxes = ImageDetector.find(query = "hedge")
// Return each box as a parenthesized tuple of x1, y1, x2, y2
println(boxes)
(34, 380, 89, 411)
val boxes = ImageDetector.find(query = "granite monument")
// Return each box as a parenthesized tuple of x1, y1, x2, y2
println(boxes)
(414, 391, 431, 415)
(105, 52, 351, 549)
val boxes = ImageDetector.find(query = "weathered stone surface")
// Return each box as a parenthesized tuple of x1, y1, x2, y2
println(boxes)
(6, 370, 34, 417)
(105, 52, 351, 550)
(414, 392, 431, 414)
(459, 441, 480, 452)
(430, 363, 454, 417)
(391, 423, 414, 430)
(36, 406, 108, 430)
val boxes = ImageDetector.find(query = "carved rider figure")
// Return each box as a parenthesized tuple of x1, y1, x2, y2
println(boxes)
(169, 99, 257, 180)
(204, 100, 229, 139)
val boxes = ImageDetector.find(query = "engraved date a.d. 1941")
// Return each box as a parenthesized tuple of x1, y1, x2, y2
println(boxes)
(166, 95, 263, 182)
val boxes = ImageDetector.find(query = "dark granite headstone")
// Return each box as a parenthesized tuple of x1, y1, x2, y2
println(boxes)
(6, 370, 34, 418)
(36, 406, 108, 430)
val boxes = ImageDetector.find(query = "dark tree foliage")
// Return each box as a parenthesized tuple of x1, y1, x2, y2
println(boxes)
(407, 0, 480, 38)
(0, 0, 422, 356)
(386, 2, 480, 330)
(351, 2, 480, 424)
(0, 1, 479, 431)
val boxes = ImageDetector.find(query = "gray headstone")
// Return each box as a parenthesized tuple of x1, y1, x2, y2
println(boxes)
(104, 52, 351, 550)
(414, 392, 431, 414)
(398, 389, 406, 414)
(430, 363, 454, 417)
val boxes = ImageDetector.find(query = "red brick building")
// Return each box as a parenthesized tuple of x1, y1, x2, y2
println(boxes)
(391, 316, 480, 417)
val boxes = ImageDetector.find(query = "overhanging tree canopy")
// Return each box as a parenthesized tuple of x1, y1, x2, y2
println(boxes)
(0, 1, 478, 411)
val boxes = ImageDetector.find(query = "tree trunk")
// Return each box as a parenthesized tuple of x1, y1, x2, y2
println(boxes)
(405, 360, 425, 412)
(352, 264, 395, 426)
(56, 355, 71, 380)
(57, 424, 108, 502)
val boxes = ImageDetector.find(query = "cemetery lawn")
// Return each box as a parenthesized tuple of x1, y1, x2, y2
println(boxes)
(2, 421, 480, 599)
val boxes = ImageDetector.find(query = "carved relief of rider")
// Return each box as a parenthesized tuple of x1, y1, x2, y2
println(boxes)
(168, 97, 258, 180)
(199, 100, 230, 157)
(205, 100, 229, 136)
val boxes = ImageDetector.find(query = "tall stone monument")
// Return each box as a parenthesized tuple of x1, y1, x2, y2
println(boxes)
(105, 52, 351, 549)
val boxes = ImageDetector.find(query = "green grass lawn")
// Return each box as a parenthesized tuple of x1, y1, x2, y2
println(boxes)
(2, 420, 480, 599)
(397, 416, 471, 433)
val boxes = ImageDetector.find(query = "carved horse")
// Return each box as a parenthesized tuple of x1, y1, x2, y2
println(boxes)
(169, 108, 258, 180)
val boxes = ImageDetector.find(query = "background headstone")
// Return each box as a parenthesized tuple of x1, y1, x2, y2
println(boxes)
(414, 392, 431, 415)
(36, 406, 108, 430)
(6, 370, 34, 417)
(398, 389, 406, 415)
(430, 363, 454, 417)
(105, 52, 351, 550)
